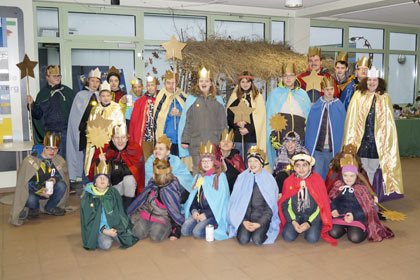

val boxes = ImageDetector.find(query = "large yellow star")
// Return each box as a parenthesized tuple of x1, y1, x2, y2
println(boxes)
(16, 54, 38, 79)
(86, 114, 113, 149)
(269, 113, 288, 133)
(302, 69, 324, 92)
(229, 99, 255, 124)
(161, 35, 187, 61)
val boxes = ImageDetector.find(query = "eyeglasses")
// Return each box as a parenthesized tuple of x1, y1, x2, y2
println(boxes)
(283, 74, 296, 78)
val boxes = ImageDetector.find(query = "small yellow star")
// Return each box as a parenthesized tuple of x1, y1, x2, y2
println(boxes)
(161, 35, 187, 61)
(302, 70, 324, 92)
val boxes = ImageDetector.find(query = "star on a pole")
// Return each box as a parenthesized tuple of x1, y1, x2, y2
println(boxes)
(229, 99, 255, 124)
(302, 69, 324, 92)
(86, 114, 113, 149)
(16, 54, 38, 79)
(161, 35, 187, 60)
(269, 113, 288, 133)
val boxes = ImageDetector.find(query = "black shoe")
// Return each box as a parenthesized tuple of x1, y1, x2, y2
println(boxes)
(28, 208, 40, 219)
(45, 207, 66, 216)
(378, 212, 387, 221)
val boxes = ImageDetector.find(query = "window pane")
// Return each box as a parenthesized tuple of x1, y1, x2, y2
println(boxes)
(38, 43, 60, 87)
(388, 54, 416, 104)
(68, 12, 135, 37)
(144, 46, 172, 85)
(37, 7, 59, 37)
(349, 53, 384, 77)
(71, 49, 134, 92)
(144, 14, 206, 41)
(310, 27, 343, 47)
(214, 20, 264, 41)
(390, 32, 417, 51)
(271, 21, 285, 43)
(349, 27, 383, 49)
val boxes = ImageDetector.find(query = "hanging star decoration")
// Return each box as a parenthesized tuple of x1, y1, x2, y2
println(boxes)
(301, 69, 324, 92)
(161, 35, 187, 60)
(269, 113, 288, 133)
(229, 99, 255, 124)
(16, 54, 38, 79)
(86, 114, 113, 149)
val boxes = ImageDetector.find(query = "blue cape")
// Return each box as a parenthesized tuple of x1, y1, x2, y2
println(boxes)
(266, 86, 312, 168)
(145, 154, 193, 193)
(127, 177, 184, 226)
(227, 169, 280, 244)
(304, 97, 346, 156)
(178, 95, 225, 158)
(339, 79, 356, 111)
(184, 172, 230, 240)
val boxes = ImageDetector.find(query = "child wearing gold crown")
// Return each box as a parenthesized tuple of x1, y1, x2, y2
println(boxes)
(179, 67, 227, 173)
(278, 151, 337, 245)
(83, 81, 125, 179)
(305, 75, 346, 180)
(328, 157, 394, 243)
(227, 146, 280, 245)
(215, 128, 246, 193)
(181, 141, 230, 240)
(80, 158, 138, 250)
(226, 71, 267, 159)
(127, 158, 184, 241)
(9, 131, 69, 226)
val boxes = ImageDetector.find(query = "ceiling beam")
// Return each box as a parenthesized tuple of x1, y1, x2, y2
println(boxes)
(295, 0, 408, 18)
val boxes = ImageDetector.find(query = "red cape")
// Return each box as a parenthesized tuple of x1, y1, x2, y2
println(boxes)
(113, 89, 125, 103)
(329, 180, 394, 242)
(278, 172, 337, 246)
(89, 141, 145, 195)
(129, 94, 156, 145)
(297, 69, 339, 98)
(215, 147, 246, 173)
(326, 169, 375, 194)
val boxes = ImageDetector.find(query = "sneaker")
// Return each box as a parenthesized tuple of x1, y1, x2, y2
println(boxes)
(27, 208, 40, 219)
(45, 207, 66, 216)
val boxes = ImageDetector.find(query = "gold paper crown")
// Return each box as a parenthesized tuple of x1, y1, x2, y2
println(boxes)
(107, 66, 120, 77)
(308, 46, 321, 58)
(157, 134, 172, 149)
(164, 70, 176, 81)
(340, 154, 358, 168)
(336, 50, 348, 63)
(282, 62, 296, 75)
(95, 159, 111, 176)
(321, 76, 335, 89)
(153, 159, 173, 175)
(146, 75, 159, 84)
(356, 56, 371, 68)
(199, 67, 211, 79)
(131, 76, 142, 85)
(100, 81, 111, 92)
(343, 144, 357, 155)
(46, 65, 60, 76)
(220, 128, 234, 142)
(43, 131, 61, 147)
(247, 145, 267, 162)
(199, 141, 215, 156)
(88, 67, 102, 79)
(112, 123, 127, 137)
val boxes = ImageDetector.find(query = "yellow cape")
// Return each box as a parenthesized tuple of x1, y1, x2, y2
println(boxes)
(153, 87, 187, 140)
(227, 86, 270, 171)
(84, 101, 125, 175)
(342, 90, 403, 195)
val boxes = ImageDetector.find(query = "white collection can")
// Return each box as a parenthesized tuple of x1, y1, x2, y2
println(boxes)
(205, 224, 214, 242)
(126, 95, 133, 106)
(45, 180, 54, 195)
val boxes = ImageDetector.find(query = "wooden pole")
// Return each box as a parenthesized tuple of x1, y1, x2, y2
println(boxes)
(26, 69, 34, 145)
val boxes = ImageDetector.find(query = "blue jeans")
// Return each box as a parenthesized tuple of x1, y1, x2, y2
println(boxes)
(235, 141, 256, 167)
(97, 233, 119, 250)
(181, 215, 217, 239)
(25, 181, 66, 211)
(313, 149, 333, 180)
(282, 217, 322, 243)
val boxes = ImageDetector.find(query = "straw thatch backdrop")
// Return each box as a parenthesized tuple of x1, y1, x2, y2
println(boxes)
(178, 37, 335, 84)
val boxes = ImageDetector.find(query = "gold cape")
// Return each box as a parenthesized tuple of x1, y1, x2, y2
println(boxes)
(153, 87, 187, 140)
(342, 90, 403, 195)
(84, 101, 125, 174)
(227, 86, 270, 171)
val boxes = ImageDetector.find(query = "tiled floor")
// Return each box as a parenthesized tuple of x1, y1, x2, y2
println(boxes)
(1, 158, 419, 280)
